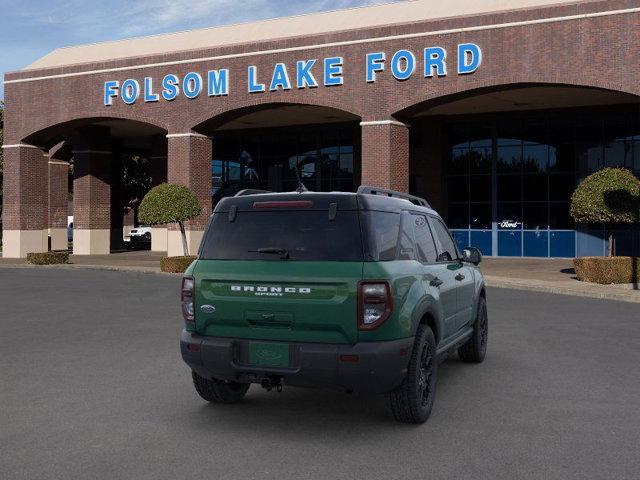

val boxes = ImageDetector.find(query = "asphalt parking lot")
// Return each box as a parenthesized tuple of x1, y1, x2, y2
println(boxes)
(1, 268, 639, 480)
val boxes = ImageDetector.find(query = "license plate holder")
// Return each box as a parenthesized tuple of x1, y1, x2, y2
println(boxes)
(248, 343, 290, 368)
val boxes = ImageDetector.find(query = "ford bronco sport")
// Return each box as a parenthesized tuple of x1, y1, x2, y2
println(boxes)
(180, 186, 487, 423)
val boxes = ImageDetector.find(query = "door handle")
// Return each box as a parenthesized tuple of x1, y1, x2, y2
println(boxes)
(430, 277, 443, 287)
(455, 273, 465, 281)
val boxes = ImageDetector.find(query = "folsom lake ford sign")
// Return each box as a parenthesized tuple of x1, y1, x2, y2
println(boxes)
(103, 43, 482, 106)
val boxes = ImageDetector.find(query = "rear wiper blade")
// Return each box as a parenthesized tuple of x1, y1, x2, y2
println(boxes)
(248, 247, 290, 259)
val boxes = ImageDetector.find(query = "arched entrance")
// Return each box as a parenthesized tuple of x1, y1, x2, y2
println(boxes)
(194, 103, 361, 207)
(400, 84, 640, 258)
(4, 118, 167, 257)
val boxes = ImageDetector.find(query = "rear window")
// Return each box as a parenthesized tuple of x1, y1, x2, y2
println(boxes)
(200, 211, 364, 261)
(361, 211, 401, 261)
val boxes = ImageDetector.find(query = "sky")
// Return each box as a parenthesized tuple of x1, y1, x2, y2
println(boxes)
(0, 0, 401, 100)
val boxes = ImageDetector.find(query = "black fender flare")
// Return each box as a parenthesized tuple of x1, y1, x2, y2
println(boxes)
(410, 295, 445, 345)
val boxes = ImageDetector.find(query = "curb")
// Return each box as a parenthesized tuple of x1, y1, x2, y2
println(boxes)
(0, 263, 179, 276)
(484, 276, 640, 304)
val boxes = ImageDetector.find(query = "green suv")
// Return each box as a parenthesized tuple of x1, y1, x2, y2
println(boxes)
(180, 186, 487, 423)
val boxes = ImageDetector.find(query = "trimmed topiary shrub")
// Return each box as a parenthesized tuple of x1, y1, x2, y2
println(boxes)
(27, 251, 70, 265)
(574, 256, 640, 284)
(160, 256, 197, 273)
(571, 168, 640, 256)
(139, 183, 202, 256)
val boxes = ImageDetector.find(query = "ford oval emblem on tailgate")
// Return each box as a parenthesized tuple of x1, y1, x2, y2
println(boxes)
(200, 304, 216, 314)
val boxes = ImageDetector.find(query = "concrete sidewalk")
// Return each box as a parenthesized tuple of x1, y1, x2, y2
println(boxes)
(1, 251, 639, 303)
(481, 258, 640, 303)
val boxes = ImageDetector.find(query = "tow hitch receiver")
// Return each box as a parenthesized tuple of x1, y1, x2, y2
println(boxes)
(260, 376, 284, 392)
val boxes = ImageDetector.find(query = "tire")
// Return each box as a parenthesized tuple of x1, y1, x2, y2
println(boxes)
(144, 232, 151, 241)
(388, 325, 437, 424)
(458, 296, 488, 363)
(191, 371, 250, 404)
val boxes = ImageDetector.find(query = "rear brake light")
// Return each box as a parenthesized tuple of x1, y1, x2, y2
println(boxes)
(253, 201, 313, 209)
(358, 281, 393, 330)
(181, 276, 195, 322)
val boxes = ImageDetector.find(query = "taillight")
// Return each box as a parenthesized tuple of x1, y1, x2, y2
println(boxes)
(358, 281, 393, 330)
(181, 276, 195, 322)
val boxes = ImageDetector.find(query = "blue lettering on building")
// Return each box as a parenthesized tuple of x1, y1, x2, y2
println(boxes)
(103, 44, 482, 106)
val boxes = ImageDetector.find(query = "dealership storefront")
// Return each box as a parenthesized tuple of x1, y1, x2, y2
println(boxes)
(2, 0, 640, 258)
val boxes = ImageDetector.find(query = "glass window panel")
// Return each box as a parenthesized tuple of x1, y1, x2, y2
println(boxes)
(548, 118, 574, 144)
(429, 218, 459, 262)
(523, 121, 548, 145)
(470, 203, 492, 229)
(261, 134, 279, 157)
(469, 146, 492, 174)
(449, 148, 469, 174)
(576, 119, 603, 143)
(523, 204, 548, 229)
(604, 140, 632, 168)
(497, 121, 522, 146)
(523, 175, 548, 202)
(279, 135, 297, 159)
(497, 145, 522, 173)
(447, 204, 469, 229)
(298, 133, 317, 156)
(550, 202, 573, 229)
(449, 124, 469, 149)
(634, 142, 640, 172)
(413, 215, 438, 263)
(470, 175, 492, 202)
(498, 203, 522, 229)
(605, 115, 635, 141)
(469, 124, 492, 148)
(338, 153, 354, 174)
(497, 175, 521, 201)
(577, 143, 603, 175)
(523, 145, 548, 173)
(549, 144, 575, 172)
(549, 174, 576, 201)
(447, 176, 469, 203)
(398, 213, 416, 261)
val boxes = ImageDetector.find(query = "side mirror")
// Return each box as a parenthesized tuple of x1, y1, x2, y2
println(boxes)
(462, 247, 482, 266)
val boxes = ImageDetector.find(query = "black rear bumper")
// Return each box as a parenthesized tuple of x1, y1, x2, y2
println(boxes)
(181, 330, 414, 394)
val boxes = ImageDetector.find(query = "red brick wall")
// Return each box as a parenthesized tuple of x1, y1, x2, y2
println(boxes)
(2, 146, 48, 230)
(167, 135, 213, 230)
(48, 161, 68, 229)
(4, 0, 640, 146)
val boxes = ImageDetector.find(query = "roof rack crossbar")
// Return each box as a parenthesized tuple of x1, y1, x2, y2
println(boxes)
(357, 185, 430, 208)
(234, 189, 272, 197)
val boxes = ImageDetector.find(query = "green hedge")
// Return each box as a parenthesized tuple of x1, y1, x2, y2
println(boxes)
(574, 256, 640, 284)
(160, 256, 196, 273)
(570, 168, 640, 224)
(27, 251, 70, 265)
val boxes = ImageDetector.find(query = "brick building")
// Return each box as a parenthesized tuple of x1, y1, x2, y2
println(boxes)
(2, 0, 640, 258)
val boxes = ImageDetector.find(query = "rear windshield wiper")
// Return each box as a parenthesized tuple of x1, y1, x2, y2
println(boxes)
(248, 247, 290, 259)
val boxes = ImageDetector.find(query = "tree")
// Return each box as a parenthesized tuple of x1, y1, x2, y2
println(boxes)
(138, 183, 202, 256)
(570, 168, 640, 256)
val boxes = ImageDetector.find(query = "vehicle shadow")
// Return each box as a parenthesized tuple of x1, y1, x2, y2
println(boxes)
(178, 359, 466, 436)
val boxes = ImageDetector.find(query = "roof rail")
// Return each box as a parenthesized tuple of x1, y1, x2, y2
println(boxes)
(357, 185, 431, 208)
(234, 189, 272, 197)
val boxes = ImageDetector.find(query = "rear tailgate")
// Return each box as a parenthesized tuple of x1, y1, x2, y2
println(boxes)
(194, 260, 362, 344)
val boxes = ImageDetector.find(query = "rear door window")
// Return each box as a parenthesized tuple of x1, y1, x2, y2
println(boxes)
(412, 214, 438, 263)
(428, 217, 459, 262)
(200, 210, 363, 261)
